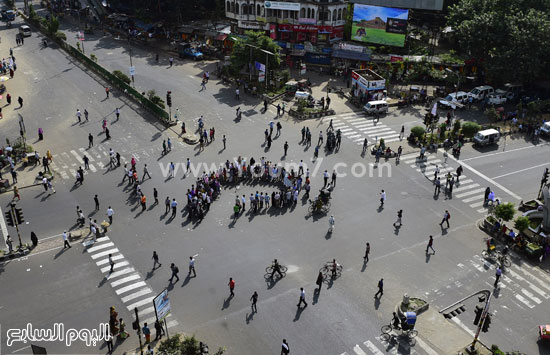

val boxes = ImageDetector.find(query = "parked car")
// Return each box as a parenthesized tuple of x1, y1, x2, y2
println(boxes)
(487, 93, 507, 105)
(540, 122, 550, 137)
(178, 43, 203, 60)
(2, 10, 16, 21)
(473, 128, 500, 147)
(468, 86, 494, 101)
(439, 91, 468, 109)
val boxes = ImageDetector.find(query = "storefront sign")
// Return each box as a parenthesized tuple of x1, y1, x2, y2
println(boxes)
(238, 20, 269, 30)
(336, 43, 366, 53)
(293, 44, 305, 50)
(276, 41, 287, 48)
(351, 71, 385, 91)
(298, 18, 316, 24)
(305, 52, 332, 65)
(291, 49, 306, 57)
(322, 47, 333, 54)
(318, 26, 333, 34)
(258, 71, 265, 82)
(390, 55, 404, 62)
(264, 1, 300, 11)
(278, 24, 292, 32)
(270, 24, 277, 39)
(255, 61, 266, 72)
(369, 80, 386, 90)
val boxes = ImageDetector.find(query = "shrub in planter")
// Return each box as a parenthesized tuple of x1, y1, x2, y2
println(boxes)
(484, 106, 499, 122)
(90, 54, 97, 63)
(453, 120, 461, 133)
(55, 31, 67, 41)
(410, 126, 425, 138)
(147, 90, 166, 109)
(112, 70, 131, 84)
(514, 216, 530, 232)
(494, 202, 515, 222)
(461, 121, 481, 138)
(158, 334, 182, 354)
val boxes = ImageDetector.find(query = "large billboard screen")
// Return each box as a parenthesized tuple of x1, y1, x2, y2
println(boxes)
(352, 5, 409, 47)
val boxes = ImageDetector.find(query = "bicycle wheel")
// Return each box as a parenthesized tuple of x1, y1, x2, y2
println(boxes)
(320, 266, 330, 277)
(308, 205, 314, 213)
(502, 256, 511, 268)
(407, 329, 418, 339)
(481, 250, 489, 259)
(280, 266, 288, 273)
(265, 266, 274, 273)
(380, 333, 391, 342)
(381, 325, 392, 334)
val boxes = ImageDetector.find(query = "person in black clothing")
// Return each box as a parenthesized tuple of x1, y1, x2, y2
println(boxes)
(271, 259, 283, 279)
(375, 278, 384, 298)
(154, 320, 165, 340)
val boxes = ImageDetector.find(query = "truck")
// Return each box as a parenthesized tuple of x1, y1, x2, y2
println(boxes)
(178, 43, 204, 61)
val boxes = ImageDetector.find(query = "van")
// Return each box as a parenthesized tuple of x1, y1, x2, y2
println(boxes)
(473, 128, 500, 146)
(540, 122, 550, 137)
(439, 91, 468, 109)
(468, 86, 494, 101)
(363, 100, 388, 115)
(19, 25, 32, 37)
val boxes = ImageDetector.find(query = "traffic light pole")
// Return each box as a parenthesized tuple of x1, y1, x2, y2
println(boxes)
(10, 204, 23, 249)
(471, 291, 493, 350)
(439, 289, 492, 350)
(134, 307, 143, 355)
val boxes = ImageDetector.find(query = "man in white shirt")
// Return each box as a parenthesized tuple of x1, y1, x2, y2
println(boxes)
(106, 206, 114, 224)
(380, 190, 386, 206)
(62, 231, 71, 249)
(297, 287, 307, 308)
(171, 199, 178, 218)
(189, 256, 196, 277)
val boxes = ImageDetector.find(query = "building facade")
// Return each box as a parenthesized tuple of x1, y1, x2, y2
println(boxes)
(226, 0, 348, 66)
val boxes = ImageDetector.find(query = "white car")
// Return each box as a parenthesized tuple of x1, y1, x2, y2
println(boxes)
(487, 93, 507, 105)
(439, 91, 468, 109)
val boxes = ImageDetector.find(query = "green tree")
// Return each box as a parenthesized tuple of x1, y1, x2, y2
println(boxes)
(514, 216, 530, 232)
(484, 106, 499, 122)
(229, 31, 281, 79)
(494, 202, 515, 222)
(461, 121, 481, 138)
(447, 0, 550, 84)
(410, 126, 425, 138)
(47, 16, 60, 35)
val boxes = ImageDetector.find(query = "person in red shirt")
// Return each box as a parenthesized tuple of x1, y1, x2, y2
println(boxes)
(228, 277, 235, 297)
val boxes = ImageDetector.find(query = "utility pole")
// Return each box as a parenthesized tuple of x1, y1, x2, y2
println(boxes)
(133, 307, 143, 355)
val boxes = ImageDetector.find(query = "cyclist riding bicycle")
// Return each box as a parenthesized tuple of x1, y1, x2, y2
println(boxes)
(392, 312, 401, 330)
(271, 259, 283, 278)
(331, 259, 338, 278)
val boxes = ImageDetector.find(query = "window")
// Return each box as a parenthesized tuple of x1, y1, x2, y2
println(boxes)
(311, 9, 315, 19)
(235, 3, 239, 14)
(333, 9, 337, 21)
(227, 1, 230, 12)
(257, 4, 261, 16)
(307, 8, 310, 18)
(283, 10, 288, 18)
(231, 2, 234, 13)
(250, 4, 254, 14)
(242, 4, 247, 14)
(300, 8, 305, 17)
(343, 8, 346, 19)
(338, 9, 342, 20)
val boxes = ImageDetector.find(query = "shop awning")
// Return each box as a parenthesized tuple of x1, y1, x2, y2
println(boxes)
(215, 34, 228, 41)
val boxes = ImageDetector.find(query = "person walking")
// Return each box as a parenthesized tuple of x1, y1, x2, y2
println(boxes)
(323, 170, 329, 187)
(142, 164, 151, 181)
(109, 253, 115, 272)
(380, 190, 386, 206)
(88, 133, 94, 148)
(316, 271, 324, 292)
(83, 155, 89, 169)
(374, 278, 384, 298)
(331, 170, 337, 187)
(171, 199, 178, 218)
(169, 57, 173, 67)
(426, 235, 435, 254)
(152, 251, 161, 269)
(328, 215, 335, 233)
(297, 287, 307, 308)
(228, 277, 235, 297)
(115, 107, 120, 120)
(62, 231, 71, 249)
(318, 131, 323, 146)
(140, 194, 147, 211)
(142, 323, 151, 343)
(17, 96, 23, 108)
(434, 178, 441, 195)
(153, 188, 158, 205)
(6, 93, 11, 105)
(12, 186, 20, 201)
(76, 109, 82, 123)
(222, 135, 226, 149)
(188, 256, 196, 277)
(281, 339, 290, 355)
(363, 242, 370, 262)
(284, 141, 288, 156)
(250, 291, 258, 313)
(105, 87, 110, 99)
(169, 263, 180, 283)
(456, 165, 463, 182)
(154, 320, 165, 341)
(107, 206, 114, 224)
(6, 235, 13, 254)
(494, 267, 502, 288)
(84, 109, 89, 122)
(165, 196, 170, 214)
(433, 165, 440, 181)
(439, 210, 450, 228)
(393, 210, 403, 227)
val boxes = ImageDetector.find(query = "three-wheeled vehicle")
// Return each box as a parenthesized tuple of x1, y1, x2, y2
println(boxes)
(539, 325, 550, 341)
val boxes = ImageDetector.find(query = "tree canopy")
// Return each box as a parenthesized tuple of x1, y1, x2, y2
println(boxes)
(446, 0, 550, 84)
(230, 31, 282, 76)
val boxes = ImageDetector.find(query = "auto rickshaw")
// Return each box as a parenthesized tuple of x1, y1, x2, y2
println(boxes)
(285, 80, 299, 97)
